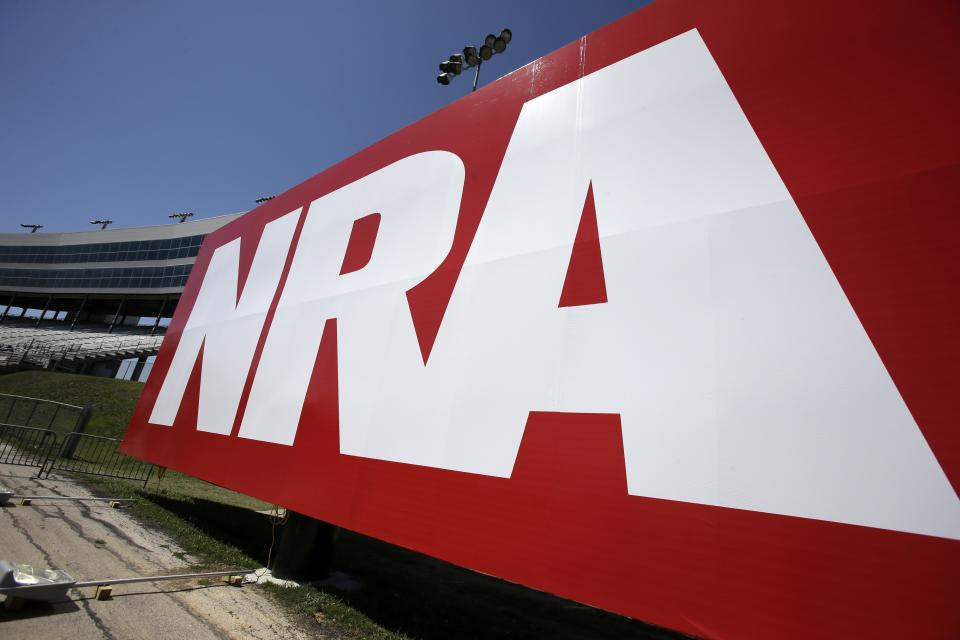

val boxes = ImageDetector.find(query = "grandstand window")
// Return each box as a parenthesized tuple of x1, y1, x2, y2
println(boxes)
(0, 264, 192, 289)
(0, 235, 208, 265)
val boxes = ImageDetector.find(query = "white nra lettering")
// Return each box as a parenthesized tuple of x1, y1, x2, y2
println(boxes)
(151, 30, 960, 540)
(239, 150, 465, 444)
(148, 210, 299, 433)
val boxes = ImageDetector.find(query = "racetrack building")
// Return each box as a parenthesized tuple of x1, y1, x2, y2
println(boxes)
(0, 213, 241, 377)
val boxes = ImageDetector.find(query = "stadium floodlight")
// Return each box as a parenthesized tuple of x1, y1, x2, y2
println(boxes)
(168, 212, 193, 223)
(439, 54, 464, 75)
(255, 196, 276, 204)
(20, 224, 43, 233)
(439, 30, 512, 92)
(462, 46, 480, 68)
(437, 54, 464, 86)
(90, 219, 113, 230)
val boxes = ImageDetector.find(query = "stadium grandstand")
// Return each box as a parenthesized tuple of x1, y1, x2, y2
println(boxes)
(0, 213, 241, 379)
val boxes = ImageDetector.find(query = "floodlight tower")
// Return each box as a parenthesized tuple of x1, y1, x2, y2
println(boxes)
(168, 212, 193, 223)
(20, 224, 43, 233)
(90, 219, 113, 230)
(437, 29, 512, 92)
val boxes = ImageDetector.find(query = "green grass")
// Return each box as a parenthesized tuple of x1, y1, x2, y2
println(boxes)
(0, 369, 142, 439)
(262, 583, 411, 640)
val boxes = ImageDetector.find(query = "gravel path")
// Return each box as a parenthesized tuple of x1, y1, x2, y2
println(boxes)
(0, 463, 325, 639)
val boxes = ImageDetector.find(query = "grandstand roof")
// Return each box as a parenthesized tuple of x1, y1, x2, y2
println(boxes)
(0, 212, 247, 348)
(0, 213, 242, 297)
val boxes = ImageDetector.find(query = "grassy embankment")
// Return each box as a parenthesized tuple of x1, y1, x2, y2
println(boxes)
(0, 370, 408, 640)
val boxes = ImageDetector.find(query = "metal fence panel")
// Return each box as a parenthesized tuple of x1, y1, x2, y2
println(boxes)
(0, 393, 83, 434)
(44, 432, 154, 487)
(0, 394, 154, 486)
(0, 423, 58, 471)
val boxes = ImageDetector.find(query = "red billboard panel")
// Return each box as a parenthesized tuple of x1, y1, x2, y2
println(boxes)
(122, 1, 960, 637)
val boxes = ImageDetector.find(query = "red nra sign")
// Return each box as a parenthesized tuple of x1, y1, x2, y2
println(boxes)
(122, 1, 960, 637)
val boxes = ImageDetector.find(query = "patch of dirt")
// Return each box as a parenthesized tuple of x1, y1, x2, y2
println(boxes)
(0, 464, 327, 639)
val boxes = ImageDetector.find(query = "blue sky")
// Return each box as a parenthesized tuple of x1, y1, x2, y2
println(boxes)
(0, 0, 648, 233)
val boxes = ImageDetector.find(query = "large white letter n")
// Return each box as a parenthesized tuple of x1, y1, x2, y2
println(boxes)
(148, 209, 300, 433)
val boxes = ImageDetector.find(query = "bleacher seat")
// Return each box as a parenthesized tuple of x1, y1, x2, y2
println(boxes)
(0, 319, 164, 370)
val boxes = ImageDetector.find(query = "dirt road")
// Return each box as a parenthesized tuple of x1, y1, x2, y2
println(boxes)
(0, 463, 322, 639)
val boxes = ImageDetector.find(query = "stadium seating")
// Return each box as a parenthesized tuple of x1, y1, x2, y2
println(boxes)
(0, 318, 164, 371)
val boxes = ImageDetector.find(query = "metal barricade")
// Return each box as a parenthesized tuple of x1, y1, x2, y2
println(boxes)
(0, 393, 155, 486)
(0, 423, 59, 471)
(42, 433, 154, 487)
(0, 393, 84, 435)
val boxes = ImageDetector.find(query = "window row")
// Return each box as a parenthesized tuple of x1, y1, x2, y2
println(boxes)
(0, 235, 205, 264)
(0, 264, 193, 290)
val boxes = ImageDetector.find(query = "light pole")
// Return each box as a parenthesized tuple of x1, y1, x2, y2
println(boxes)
(90, 219, 113, 230)
(437, 29, 512, 92)
(168, 212, 193, 224)
(20, 224, 43, 233)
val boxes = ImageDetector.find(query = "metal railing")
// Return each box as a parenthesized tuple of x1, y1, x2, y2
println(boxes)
(0, 423, 59, 470)
(0, 393, 84, 434)
(42, 432, 155, 487)
(0, 394, 155, 487)
(0, 334, 163, 369)
(0, 349, 25, 368)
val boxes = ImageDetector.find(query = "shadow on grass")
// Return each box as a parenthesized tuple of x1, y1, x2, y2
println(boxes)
(140, 493, 690, 640)
(326, 530, 689, 640)
(141, 492, 274, 566)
